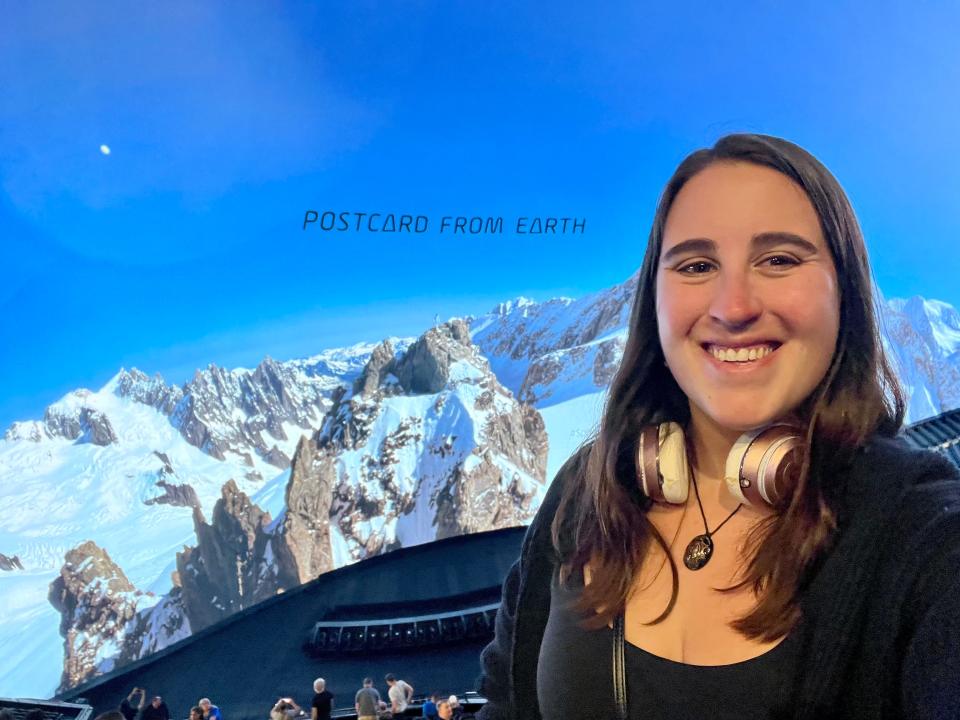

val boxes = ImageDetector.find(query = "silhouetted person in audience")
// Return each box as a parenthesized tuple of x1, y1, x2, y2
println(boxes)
(189, 707, 203, 720)
(120, 687, 146, 720)
(310, 678, 333, 720)
(198, 698, 221, 720)
(141, 696, 170, 720)
(354, 677, 380, 720)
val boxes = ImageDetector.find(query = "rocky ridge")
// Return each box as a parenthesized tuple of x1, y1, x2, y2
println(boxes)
(5, 346, 383, 472)
(470, 275, 634, 407)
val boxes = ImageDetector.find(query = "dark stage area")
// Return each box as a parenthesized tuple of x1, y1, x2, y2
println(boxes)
(54, 527, 524, 720)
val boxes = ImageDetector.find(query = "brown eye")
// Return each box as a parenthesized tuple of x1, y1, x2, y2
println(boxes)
(760, 254, 801, 269)
(678, 260, 715, 274)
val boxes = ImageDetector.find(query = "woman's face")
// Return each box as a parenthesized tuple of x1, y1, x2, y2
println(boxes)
(656, 161, 840, 436)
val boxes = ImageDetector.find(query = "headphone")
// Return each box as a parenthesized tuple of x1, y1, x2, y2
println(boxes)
(637, 422, 805, 508)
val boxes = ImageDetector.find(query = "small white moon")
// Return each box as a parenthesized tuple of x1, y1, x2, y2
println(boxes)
(100, 145, 111, 155)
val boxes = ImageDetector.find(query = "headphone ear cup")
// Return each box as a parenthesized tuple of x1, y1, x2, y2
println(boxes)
(638, 425, 662, 501)
(637, 422, 689, 504)
(725, 425, 804, 507)
(725, 430, 763, 505)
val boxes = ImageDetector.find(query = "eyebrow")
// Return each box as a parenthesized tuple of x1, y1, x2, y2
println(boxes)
(660, 232, 819, 264)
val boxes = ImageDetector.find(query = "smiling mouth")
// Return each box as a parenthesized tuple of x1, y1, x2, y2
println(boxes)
(703, 342, 781, 363)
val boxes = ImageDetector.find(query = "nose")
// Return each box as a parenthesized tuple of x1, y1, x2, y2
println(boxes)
(708, 269, 762, 330)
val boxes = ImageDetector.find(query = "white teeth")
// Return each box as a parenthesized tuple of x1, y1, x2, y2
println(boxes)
(709, 344, 775, 363)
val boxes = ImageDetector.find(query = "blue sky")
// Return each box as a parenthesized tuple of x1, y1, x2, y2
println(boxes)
(2, 2, 960, 429)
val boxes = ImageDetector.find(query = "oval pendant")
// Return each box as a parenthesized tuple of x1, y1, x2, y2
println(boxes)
(683, 533, 713, 571)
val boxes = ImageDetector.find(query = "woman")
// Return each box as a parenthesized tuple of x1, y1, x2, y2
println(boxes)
(476, 133, 960, 719)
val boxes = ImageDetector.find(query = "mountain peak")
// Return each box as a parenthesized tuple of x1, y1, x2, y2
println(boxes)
(491, 297, 537, 316)
(110, 367, 182, 415)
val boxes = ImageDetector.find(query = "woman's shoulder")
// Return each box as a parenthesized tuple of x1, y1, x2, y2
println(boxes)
(528, 443, 592, 529)
(812, 435, 959, 583)
(864, 439, 960, 653)
(510, 442, 594, 568)
(850, 434, 960, 568)
(845, 434, 959, 505)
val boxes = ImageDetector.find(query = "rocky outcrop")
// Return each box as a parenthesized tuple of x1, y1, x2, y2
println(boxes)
(40, 398, 118, 446)
(48, 541, 149, 690)
(113, 368, 183, 415)
(143, 452, 200, 509)
(354, 340, 398, 396)
(0, 553, 23, 571)
(263, 445, 291, 468)
(435, 452, 541, 539)
(392, 319, 475, 394)
(593, 335, 625, 387)
(516, 334, 626, 406)
(175, 480, 297, 632)
(79, 409, 118, 446)
(145, 478, 199, 509)
(120, 588, 191, 664)
(48, 542, 194, 690)
(42, 402, 85, 441)
(278, 437, 337, 583)
(154, 450, 174, 473)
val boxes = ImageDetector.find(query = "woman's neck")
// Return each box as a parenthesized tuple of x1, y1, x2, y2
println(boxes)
(687, 405, 743, 483)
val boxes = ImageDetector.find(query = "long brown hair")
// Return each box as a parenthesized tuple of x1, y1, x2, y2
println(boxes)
(552, 133, 905, 639)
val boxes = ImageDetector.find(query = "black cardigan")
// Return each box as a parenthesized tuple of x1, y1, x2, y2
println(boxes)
(476, 436, 960, 719)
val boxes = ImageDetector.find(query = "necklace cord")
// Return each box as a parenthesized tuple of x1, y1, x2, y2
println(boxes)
(689, 471, 743, 537)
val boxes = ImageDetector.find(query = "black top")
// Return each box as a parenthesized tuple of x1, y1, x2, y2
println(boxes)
(537, 574, 799, 719)
(141, 704, 170, 720)
(477, 437, 960, 720)
(119, 700, 138, 720)
(311, 691, 333, 720)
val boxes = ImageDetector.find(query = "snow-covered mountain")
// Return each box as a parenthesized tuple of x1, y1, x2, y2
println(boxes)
(882, 296, 960, 420)
(1, 277, 958, 697)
